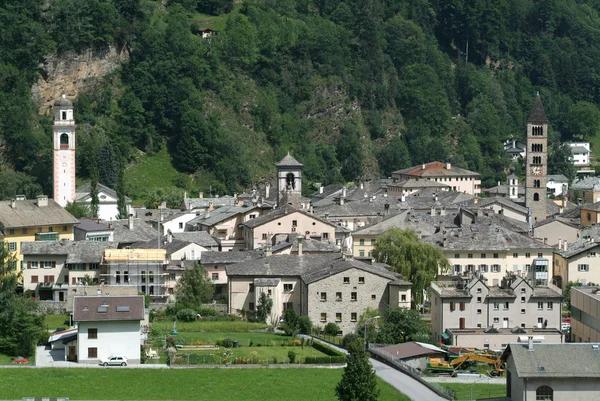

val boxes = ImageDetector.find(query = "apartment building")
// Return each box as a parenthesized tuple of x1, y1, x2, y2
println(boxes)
(430, 271, 563, 351)
(570, 286, 600, 343)
(391, 162, 481, 195)
(554, 237, 600, 288)
(423, 224, 553, 285)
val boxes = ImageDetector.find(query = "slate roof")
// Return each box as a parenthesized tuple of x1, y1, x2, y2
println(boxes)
(272, 237, 339, 253)
(111, 218, 158, 244)
(187, 205, 258, 227)
(241, 207, 335, 229)
(73, 296, 145, 322)
(254, 278, 280, 286)
(555, 237, 600, 258)
(547, 174, 569, 183)
(74, 218, 113, 232)
(20, 240, 118, 264)
(392, 162, 480, 178)
(182, 196, 237, 210)
(503, 343, 600, 378)
(132, 238, 193, 255)
(527, 94, 548, 124)
(386, 179, 450, 190)
(0, 198, 79, 228)
(171, 232, 219, 248)
(76, 182, 132, 203)
(376, 342, 446, 360)
(274, 153, 303, 167)
(201, 250, 264, 265)
(571, 176, 600, 191)
(580, 202, 600, 212)
(570, 145, 590, 154)
(423, 224, 552, 251)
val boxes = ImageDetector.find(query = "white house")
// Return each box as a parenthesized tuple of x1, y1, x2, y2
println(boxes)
(75, 183, 132, 222)
(71, 295, 145, 364)
(547, 175, 569, 196)
(569, 142, 591, 167)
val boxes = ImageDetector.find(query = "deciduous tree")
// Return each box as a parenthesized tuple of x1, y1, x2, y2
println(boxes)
(256, 292, 273, 323)
(175, 263, 214, 309)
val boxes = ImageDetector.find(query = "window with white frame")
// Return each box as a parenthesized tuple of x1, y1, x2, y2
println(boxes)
(454, 265, 462, 274)
(525, 264, 531, 272)
(30, 261, 38, 269)
(537, 302, 543, 310)
(284, 284, 293, 292)
(493, 302, 499, 311)
(479, 264, 488, 272)
(547, 302, 553, 310)
(8, 242, 16, 251)
(491, 264, 500, 273)
(44, 261, 53, 269)
(578, 264, 590, 272)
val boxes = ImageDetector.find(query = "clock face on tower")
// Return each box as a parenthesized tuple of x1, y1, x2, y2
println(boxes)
(530, 166, 542, 176)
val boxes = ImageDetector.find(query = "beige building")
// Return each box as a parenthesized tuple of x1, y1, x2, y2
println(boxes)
(533, 218, 580, 248)
(391, 162, 481, 195)
(570, 286, 600, 343)
(185, 205, 263, 251)
(570, 176, 600, 205)
(502, 342, 600, 401)
(579, 202, 600, 228)
(241, 207, 336, 250)
(226, 254, 411, 335)
(20, 240, 118, 300)
(554, 237, 600, 288)
(199, 250, 264, 300)
(423, 224, 554, 286)
(430, 273, 563, 351)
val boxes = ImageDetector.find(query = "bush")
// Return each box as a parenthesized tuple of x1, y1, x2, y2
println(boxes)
(324, 322, 340, 336)
(176, 308, 197, 322)
(312, 341, 345, 357)
(197, 307, 220, 317)
(222, 337, 234, 348)
(342, 333, 361, 350)
(288, 350, 296, 363)
(298, 316, 313, 335)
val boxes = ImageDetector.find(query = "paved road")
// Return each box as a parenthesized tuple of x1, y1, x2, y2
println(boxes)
(306, 337, 448, 401)
(33, 345, 168, 369)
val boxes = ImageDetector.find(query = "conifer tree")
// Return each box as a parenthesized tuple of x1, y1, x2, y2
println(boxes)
(336, 339, 380, 401)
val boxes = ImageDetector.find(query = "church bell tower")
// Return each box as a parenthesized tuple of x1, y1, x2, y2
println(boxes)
(525, 93, 548, 225)
(53, 95, 76, 207)
(275, 153, 303, 208)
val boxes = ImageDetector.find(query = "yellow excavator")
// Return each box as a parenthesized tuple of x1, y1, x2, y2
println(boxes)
(450, 353, 504, 376)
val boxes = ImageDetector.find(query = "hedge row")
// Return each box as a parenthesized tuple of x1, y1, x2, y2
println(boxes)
(312, 341, 345, 357)
(304, 356, 346, 364)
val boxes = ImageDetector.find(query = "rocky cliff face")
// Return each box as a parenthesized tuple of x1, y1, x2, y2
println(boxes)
(31, 46, 129, 115)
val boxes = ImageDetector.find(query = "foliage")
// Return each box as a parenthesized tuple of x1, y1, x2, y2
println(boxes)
(176, 308, 197, 322)
(256, 292, 273, 324)
(548, 142, 576, 185)
(138, 292, 151, 308)
(298, 316, 313, 335)
(375, 308, 430, 344)
(342, 334, 361, 350)
(335, 339, 380, 401)
(324, 322, 340, 336)
(373, 229, 450, 306)
(287, 350, 296, 363)
(281, 308, 301, 336)
(64, 202, 92, 219)
(175, 263, 215, 309)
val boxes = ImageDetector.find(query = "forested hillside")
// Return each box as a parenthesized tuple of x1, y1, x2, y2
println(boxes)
(2, 0, 600, 205)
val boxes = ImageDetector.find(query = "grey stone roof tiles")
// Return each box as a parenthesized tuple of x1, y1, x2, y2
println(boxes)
(200, 250, 264, 265)
(111, 218, 158, 244)
(76, 182, 132, 203)
(504, 343, 600, 378)
(75, 218, 113, 232)
(392, 162, 480, 178)
(274, 154, 303, 167)
(0, 198, 79, 228)
(20, 240, 118, 264)
(172, 232, 219, 247)
(527, 95, 548, 124)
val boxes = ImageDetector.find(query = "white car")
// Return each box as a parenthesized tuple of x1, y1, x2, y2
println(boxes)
(100, 355, 128, 366)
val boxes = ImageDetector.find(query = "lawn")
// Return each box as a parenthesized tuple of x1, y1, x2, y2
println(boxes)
(441, 383, 506, 400)
(0, 368, 409, 400)
(151, 320, 268, 333)
(190, 3, 242, 32)
(0, 353, 33, 366)
(44, 314, 70, 330)
(168, 331, 293, 346)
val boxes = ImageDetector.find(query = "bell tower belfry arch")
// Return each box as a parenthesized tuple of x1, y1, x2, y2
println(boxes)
(275, 153, 303, 208)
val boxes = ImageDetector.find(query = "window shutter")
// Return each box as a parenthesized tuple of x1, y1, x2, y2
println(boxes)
(27, 261, 31, 269)
(72, 277, 76, 284)
(52, 261, 56, 268)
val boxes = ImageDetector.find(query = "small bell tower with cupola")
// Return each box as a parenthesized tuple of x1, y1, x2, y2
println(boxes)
(275, 153, 303, 208)
(53, 94, 76, 207)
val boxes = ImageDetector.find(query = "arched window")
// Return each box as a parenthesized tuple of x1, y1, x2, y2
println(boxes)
(285, 173, 295, 190)
(534, 180, 541, 188)
(534, 193, 540, 201)
(533, 156, 542, 164)
(60, 133, 69, 148)
(536, 385, 553, 400)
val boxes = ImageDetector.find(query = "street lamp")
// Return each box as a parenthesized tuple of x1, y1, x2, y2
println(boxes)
(470, 376, 490, 401)
(364, 316, 380, 350)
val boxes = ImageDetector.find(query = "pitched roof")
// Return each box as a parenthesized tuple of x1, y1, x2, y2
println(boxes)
(111, 218, 158, 244)
(75, 182, 132, 203)
(376, 342, 446, 360)
(570, 145, 589, 154)
(20, 240, 118, 264)
(547, 174, 568, 183)
(73, 295, 145, 322)
(187, 205, 258, 227)
(132, 238, 194, 255)
(392, 162, 480, 178)
(200, 250, 264, 265)
(527, 94, 548, 124)
(172, 232, 219, 248)
(275, 153, 303, 167)
(74, 218, 113, 233)
(503, 343, 600, 378)
(0, 198, 79, 228)
(182, 197, 237, 210)
(241, 207, 336, 229)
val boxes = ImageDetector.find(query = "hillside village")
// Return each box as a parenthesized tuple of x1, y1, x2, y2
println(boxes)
(2, 91, 600, 400)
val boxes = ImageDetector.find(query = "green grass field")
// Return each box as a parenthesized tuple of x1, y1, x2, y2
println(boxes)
(168, 331, 293, 345)
(151, 320, 268, 333)
(0, 353, 33, 366)
(442, 383, 506, 400)
(0, 368, 409, 400)
(190, 3, 242, 32)
(44, 314, 70, 330)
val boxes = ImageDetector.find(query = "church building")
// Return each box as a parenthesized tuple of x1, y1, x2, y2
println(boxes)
(525, 94, 549, 225)
(53, 95, 76, 207)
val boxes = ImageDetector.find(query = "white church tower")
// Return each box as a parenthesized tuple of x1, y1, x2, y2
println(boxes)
(53, 95, 76, 207)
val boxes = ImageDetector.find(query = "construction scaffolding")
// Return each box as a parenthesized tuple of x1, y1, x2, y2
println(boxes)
(100, 249, 168, 298)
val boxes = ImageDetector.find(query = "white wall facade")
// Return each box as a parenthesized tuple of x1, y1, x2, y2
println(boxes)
(77, 320, 141, 364)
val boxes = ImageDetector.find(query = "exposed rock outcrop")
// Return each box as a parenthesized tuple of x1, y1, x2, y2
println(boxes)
(32, 46, 129, 115)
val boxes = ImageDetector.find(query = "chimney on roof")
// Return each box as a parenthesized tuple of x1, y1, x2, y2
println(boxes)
(377, 212, 382, 224)
(108, 222, 113, 230)
(528, 336, 534, 351)
(234, 193, 237, 200)
(128, 213, 134, 230)
(309, 204, 314, 214)
(446, 162, 451, 170)
(167, 229, 173, 243)
(558, 238, 562, 250)
(159, 200, 166, 209)
(400, 194, 405, 202)
(297, 236, 303, 256)
(440, 207, 446, 216)
(443, 236, 448, 247)
(360, 182, 364, 190)
(199, 192, 204, 199)
(184, 192, 187, 199)
(457, 228, 462, 238)
(340, 197, 345, 206)
(319, 185, 324, 194)
(209, 202, 215, 212)
(37, 195, 48, 207)
(10, 198, 15, 209)
(342, 187, 347, 198)
(265, 183, 270, 199)
(304, 230, 310, 240)
(431, 207, 435, 216)
(474, 196, 478, 205)
(324, 213, 329, 219)
(564, 240, 568, 251)
(422, 164, 426, 170)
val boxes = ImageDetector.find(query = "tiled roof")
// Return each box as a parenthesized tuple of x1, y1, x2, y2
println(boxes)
(570, 145, 589, 154)
(201, 250, 264, 265)
(187, 205, 258, 227)
(392, 162, 480, 178)
(132, 238, 193, 255)
(555, 237, 600, 258)
(182, 197, 237, 210)
(255, 278, 280, 286)
(386, 179, 450, 190)
(547, 174, 569, 183)
(571, 176, 600, 191)
(376, 342, 446, 360)
(172, 232, 219, 248)
(0, 198, 78, 228)
(275, 154, 303, 167)
(111, 218, 158, 244)
(527, 94, 548, 124)
(20, 240, 118, 264)
(73, 295, 145, 322)
(503, 343, 600, 378)
(74, 218, 113, 232)
(76, 182, 131, 203)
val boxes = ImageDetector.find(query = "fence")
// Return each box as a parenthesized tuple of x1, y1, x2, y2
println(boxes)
(37, 301, 67, 315)
(368, 344, 455, 400)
